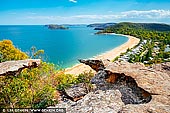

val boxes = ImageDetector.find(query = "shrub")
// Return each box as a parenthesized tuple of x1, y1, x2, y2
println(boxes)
(55, 73, 76, 90)
(55, 71, 94, 91)
(0, 40, 60, 108)
(0, 62, 58, 108)
(75, 71, 94, 91)
(0, 40, 28, 62)
(76, 71, 94, 84)
(29, 46, 45, 60)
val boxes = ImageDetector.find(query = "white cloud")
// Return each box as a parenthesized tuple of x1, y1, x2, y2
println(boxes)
(122, 10, 170, 19)
(69, 10, 170, 20)
(25, 10, 170, 24)
(69, 0, 77, 3)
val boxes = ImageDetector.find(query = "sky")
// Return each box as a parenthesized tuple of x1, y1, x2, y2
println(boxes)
(0, 0, 170, 25)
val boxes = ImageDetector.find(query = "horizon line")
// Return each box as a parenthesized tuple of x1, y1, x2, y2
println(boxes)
(0, 21, 170, 26)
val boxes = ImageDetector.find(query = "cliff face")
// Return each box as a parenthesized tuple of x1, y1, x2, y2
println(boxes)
(52, 60, 170, 113)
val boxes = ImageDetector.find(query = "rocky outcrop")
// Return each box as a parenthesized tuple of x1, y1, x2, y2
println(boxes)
(82, 60, 152, 104)
(0, 59, 41, 76)
(58, 83, 92, 102)
(105, 61, 170, 96)
(52, 90, 124, 113)
(79, 59, 105, 72)
(51, 60, 170, 113)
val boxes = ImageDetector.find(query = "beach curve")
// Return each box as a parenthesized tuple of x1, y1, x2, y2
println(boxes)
(64, 33, 140, 75)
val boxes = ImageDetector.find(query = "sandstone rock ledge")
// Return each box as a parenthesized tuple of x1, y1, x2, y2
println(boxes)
(0, 59, 41, 76)
(50, 60, 170, 113)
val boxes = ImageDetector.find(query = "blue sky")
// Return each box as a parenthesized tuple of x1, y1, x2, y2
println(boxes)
(0, 0, 170, 25)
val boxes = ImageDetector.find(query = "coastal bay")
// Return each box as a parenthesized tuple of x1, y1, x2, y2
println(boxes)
(0, 25, 128, 68)
(65, 34, 140, 75)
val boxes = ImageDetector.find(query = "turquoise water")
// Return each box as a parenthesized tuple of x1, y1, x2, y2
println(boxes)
(0, 25, 128, 68)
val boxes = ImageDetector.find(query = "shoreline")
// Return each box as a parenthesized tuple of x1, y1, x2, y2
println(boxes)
(64, 33, 140, 75)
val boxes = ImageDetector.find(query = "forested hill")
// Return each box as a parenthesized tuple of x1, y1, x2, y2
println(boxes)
(97, 22, 170, 41)
(103, 22, 170, 32)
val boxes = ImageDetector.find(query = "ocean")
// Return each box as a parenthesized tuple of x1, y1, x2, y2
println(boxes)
(0, 25, 128, 68)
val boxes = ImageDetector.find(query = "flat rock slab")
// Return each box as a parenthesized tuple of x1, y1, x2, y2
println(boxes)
(0, 59, 41, 76)
(106, 61, 170, 96)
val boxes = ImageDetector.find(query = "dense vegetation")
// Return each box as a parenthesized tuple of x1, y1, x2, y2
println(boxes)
(98, 22, 170, 64)
(0, 40, 93, 108)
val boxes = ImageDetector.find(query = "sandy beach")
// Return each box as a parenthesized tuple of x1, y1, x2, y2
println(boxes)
(64, 33, 140, 75)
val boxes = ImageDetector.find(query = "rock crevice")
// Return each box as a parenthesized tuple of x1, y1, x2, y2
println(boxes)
(82, 59, 152, 104)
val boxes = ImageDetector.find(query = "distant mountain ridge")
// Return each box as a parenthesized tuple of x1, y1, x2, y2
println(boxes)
(88, 22, 170, 32)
